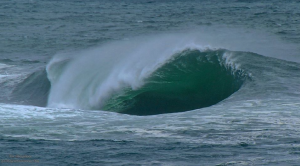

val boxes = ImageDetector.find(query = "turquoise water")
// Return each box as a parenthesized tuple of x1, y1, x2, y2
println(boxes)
(1, 0, 300, 165)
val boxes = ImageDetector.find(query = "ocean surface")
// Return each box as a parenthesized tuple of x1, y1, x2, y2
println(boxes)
(1, 0, 300, 165)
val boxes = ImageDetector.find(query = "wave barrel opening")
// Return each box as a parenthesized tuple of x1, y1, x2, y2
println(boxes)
(103, 49, 246, 115)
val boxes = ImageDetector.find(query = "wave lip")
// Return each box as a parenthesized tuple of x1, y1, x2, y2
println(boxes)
(102, 49, 246, 115)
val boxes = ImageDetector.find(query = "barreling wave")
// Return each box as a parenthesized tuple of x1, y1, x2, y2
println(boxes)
(45, 42, 248, 115)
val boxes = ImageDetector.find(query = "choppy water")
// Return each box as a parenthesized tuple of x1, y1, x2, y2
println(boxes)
(1, 0, 300, 165)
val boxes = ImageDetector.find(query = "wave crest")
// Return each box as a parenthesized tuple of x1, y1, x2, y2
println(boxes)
(47, 44, 247, 115)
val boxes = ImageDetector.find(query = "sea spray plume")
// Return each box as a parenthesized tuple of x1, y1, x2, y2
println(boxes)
(47, 34, 208, 110)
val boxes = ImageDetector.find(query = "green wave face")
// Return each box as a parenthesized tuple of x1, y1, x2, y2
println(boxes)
(103, 49, 246, 115)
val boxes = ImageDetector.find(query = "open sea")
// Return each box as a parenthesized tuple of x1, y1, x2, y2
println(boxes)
(1, 0, 300, 165)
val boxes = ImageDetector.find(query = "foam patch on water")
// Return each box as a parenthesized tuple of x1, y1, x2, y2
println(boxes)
(1, 96, 300, 142)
